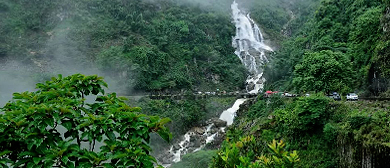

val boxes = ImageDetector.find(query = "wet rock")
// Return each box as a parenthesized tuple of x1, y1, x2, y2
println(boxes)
(173, 144, 181, 151)
(210, 128, 218, 134)
(192, 127, 205, 135)
(199, 137, 206, 144)
(207, 131, 226, 149)
(190, 139, 201, 148)
(183, 141, 189, 148)
(159, 153, 174, 164)
(257, 78, 264, 84)
(247, 82, 255, 91)
(236, 98, 256, 117)
(210, 118, 227, 128)
(190, 134, 200, 142)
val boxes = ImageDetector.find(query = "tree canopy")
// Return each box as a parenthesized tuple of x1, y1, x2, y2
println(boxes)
(293, 50, 353, 94)
(264, 0, 387, 95)
(0, 74, 171, 167)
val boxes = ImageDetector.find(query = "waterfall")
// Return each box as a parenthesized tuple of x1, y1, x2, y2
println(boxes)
(219, 99, 247, 126)
(159, 1, 272, 166)
(231, 0, 273, 94)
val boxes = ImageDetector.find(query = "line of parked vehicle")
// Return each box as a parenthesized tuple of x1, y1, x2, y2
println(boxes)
(326, 92, 359, 101)
(265, 91, 359, 101)
(195, 90, 359, 101)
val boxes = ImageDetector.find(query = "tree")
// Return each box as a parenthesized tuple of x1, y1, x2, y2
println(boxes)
(0, 74, 172, 167)
(293, 50, 353, 94)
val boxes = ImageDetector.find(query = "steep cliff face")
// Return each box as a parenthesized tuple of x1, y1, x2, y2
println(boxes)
(376, 5, 390, 82)
(338, 134, 390, 168)
(384, 7, 390, 35)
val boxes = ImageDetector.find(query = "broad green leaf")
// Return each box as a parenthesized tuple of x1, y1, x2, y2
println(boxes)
(0, 151, 11, 157)
(62, 121, 73, 131)
(158, 118, 171, 126)
(33, 157, 44, 164)
(44, 118, 54, 127)
(107, 131, 116, 141)
(157, 129, 172, 143)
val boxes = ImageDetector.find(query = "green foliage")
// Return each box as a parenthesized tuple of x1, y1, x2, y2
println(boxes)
(72, 0, 247, 92)
(139, 97, 236, 137)
(0, 0, 247, 93)
(257, 139, 300, 168)
(140, 99, 206, 136)
(376, 3, 390, 77)
(275, 94, 330, 136)
(0, 74, 172, 167)
(224, 91, 390, 167)
(210, 136, 263, 168)
(265, 0, 387, 94)
(216, 91, 390, 167)
(323, 122, 339, 143)
(349, 6, 383, 67)
(170, 150, 217, 168)
(247, 95, 285, 119)
(330, 102, 390, 167)
(293, 50, 353, 93)
(210, 137, 299, 168)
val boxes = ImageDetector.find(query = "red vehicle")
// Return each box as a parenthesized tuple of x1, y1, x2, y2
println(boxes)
(264, 91, 278, 97)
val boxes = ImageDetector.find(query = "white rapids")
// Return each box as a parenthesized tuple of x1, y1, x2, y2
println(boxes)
(231, 0, 273, 94)
(160, 1, 272, 166)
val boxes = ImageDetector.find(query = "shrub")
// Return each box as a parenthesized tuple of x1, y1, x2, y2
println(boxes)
(275, 94, 330, 136)
(210, 137, 299, 168)
(170, 150, 217, 168)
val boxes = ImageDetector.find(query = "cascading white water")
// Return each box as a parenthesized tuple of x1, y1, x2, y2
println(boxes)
(231, 0, 273, 94)
(160, 1, 272, 166)
(219, 99, 247, 125)
(171, 132, 193, 163)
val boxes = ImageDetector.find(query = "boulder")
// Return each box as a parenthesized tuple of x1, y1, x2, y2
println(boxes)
(159, 153, 175, 164)
(173, 144, 181, 151)
(210, 118, 227, 128)
(246, 82, 255, 91)
(210, 128, 218, 134)
(208, 131, 226, 149)
(189, 138, 201, 148)
(192, 127, 205, 135)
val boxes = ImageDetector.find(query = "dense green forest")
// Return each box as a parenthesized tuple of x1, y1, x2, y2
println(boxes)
(265, 0, 390, 96)
(0, 0, 248, 93)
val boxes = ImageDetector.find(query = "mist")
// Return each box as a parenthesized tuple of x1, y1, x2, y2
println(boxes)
(0, 62, 37, 107)
(0, 6, 131, 107)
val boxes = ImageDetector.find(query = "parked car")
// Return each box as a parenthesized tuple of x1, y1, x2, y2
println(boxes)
(328, 92, 341, 100)
(346, 93, 358, 101)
